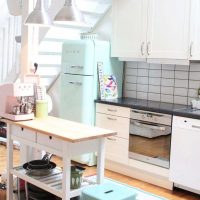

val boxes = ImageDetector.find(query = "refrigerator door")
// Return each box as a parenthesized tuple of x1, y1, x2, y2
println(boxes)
(62, 40, 95, 75)
(60, 74, 94, 125)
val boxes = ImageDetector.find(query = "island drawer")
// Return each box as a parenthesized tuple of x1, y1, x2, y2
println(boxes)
(11, 125, 36, 142)
(37, 133, 62, 151)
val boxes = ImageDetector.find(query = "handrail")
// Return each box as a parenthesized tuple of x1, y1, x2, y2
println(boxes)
(47, 73, 61, 92)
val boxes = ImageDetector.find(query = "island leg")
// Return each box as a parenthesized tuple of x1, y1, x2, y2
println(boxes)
(7, 124, 13, 200)
(62, 142, 71, 200)
(97, 138, 105, 184)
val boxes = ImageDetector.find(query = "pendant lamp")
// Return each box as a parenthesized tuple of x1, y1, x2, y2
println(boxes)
(25, 0, 52, 26)
(54, 0, 85, 24)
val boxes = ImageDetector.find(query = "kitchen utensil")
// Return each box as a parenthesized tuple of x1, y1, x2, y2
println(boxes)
(35, 100, 48, 118)
(0, 83, 34, 121)
(70, 165, 85, 189)
(24, 102, 33, 114)
(12, 106, 20, 115)
(23, 161, 56, 176)
(28, 160, 49, 170)
(27, 153, 53, 169)
(42, 153, 53, 162)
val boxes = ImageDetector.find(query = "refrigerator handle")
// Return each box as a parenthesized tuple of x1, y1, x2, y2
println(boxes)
(70, 65, 84, 69)
(68, 81, 82, 86)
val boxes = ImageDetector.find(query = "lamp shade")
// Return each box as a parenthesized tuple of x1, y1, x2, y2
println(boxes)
(25, 0, 52, 26)
(54, 0, 84, 24)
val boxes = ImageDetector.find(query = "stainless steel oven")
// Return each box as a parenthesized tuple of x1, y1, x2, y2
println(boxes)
(129, 109, 172, 168)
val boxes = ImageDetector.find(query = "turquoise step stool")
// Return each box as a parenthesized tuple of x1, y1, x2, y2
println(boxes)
(81, 182, 137, 200)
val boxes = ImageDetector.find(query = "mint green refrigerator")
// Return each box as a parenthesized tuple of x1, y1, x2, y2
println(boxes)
(60, 40, 123, 165)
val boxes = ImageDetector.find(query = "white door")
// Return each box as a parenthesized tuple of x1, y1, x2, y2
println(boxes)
(189, 0, 200, 60)
(146, 0, 190, 59)
(111, 0, 148, 60)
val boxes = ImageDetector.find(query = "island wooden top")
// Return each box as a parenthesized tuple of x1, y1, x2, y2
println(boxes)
(2, 116, 117, 143)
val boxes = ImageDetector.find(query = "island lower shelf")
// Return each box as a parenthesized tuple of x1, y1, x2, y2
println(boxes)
(11, 166, 96, 198)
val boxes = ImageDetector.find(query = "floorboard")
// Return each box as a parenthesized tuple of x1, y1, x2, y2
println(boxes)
(0, 144, 199, 200)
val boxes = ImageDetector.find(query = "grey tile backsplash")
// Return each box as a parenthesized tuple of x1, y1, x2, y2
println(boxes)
(124, 62, 200, 105)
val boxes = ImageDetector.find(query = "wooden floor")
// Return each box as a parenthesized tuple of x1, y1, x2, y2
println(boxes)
(0, 144, 199, 200)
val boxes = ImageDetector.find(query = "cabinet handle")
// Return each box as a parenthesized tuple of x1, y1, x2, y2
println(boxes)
(69, 81, 82, 86)
(141, 42, 145, 56)
(107, 117, 117, 121)
(107, 108, 117, 112)
(192, 125, 200, 129)
(70, 65, 83, 69)
(190, 42, 194, 57)
(107, 137, 117, 141)
(147, 42, 151, 56)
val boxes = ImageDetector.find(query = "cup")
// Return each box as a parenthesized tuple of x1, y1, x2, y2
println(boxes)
(35, 100, 48, 118)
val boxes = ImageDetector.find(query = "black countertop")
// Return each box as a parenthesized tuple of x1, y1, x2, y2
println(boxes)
(95, 98, 200, 119)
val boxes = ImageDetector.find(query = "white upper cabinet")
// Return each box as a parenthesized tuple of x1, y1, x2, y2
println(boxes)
(147, 0, 190, 60)
(111, 0, 191, 62)
(111, 0, 148, 60)
(189, 0, 200, 60)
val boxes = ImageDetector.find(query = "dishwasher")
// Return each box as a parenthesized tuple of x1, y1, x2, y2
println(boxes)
(170, 116, 200, 194)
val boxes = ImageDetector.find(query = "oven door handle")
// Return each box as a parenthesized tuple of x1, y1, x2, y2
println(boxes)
(131, 120, 166, 131)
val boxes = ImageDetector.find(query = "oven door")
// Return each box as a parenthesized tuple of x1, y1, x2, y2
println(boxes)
(129, 119, 171, 168)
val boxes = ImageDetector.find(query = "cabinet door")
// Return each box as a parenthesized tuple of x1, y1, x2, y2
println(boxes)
(60, 74, 94, 125)
(189, 0, 200, 60)
(170, 125, 200, 191)
(147, 0, 190, 59)
(105, 136, 129, 164)
(111, 0, 148, 60)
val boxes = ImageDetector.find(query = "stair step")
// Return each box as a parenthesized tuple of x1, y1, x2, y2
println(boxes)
(40, 75, 58, 78)
(39, 64, 61, 68)
(44, 27, 82, 40)
(37, 55, 61, 65)
(39, 52, 61, 56)
(40, 77, 56, 87)
(37, 66, 60, 76)
(39, 41, 63, 53)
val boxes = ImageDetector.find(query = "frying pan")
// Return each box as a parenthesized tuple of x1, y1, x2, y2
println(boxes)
(23, 153, 56, 176)
(28, 153, 53, 170)
(23, 161, 56, 176)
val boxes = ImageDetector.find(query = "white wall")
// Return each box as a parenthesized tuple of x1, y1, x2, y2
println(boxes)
(0, 2, 21, 83)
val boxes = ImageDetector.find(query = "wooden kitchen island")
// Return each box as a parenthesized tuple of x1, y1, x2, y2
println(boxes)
(3, 116, 116, 200)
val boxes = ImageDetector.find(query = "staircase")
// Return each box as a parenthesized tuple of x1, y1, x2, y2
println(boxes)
(36, 0, 111, 90)
(0, 0, 111, 89)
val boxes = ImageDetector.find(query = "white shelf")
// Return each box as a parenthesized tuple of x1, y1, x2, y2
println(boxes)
(0, 137, 19, 146)
(11, 166, 96, 199)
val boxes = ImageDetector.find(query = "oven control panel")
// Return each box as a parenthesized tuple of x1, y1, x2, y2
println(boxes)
(130, 109, 172, 126)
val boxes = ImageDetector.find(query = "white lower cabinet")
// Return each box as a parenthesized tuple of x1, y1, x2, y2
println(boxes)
(96, 103, 130, 165)
(96, 103, 173, 190)
(105, 136, 129, 164)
